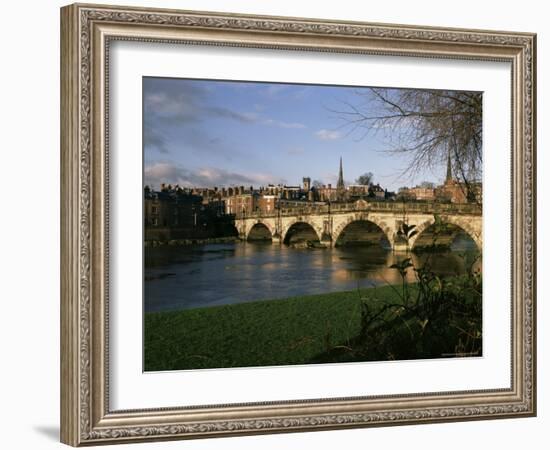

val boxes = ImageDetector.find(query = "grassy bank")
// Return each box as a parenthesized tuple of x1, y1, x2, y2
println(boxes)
(145, 268, 482, 372)
(144, 285, 405, 371)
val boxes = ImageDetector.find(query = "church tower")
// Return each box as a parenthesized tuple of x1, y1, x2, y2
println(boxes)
(336, 157, 346, 201)
(445, 151, 453, 184)
(337, 157, 345, 190)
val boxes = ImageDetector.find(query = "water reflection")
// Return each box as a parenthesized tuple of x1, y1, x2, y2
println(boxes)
(144, 242, 479, 312)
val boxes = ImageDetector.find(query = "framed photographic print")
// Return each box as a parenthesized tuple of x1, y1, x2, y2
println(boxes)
(60, 3, 536, 446)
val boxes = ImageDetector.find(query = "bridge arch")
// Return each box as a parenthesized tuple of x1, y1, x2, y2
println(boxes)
(332, 216, 393, 249)
(409, 215, 481, 250)
(246, 222, 273, 241)
(407, 217, 436, 249)
(282, 220, 322, 245)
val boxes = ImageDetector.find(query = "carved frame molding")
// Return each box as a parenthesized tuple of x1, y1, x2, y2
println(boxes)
(60, 3, 536, 446)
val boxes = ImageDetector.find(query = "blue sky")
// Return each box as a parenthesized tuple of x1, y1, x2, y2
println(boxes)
(143, 77, 449, 191)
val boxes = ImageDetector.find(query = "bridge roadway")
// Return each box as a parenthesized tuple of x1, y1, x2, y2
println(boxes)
(235, 200, 482, 251)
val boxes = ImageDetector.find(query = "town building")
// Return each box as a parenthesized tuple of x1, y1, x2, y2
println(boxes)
(144, 185, 236, 241)
(144, 155, 481, 243)
(435, 154, 481, 204)
(394, 155, 481, 204)
(316, 184, 338, 202)
(347, 184, 370, 198)
(225, 191, 258, 216)
(370, 183, 385, 200)
(257, 194, 278, 214)
(144, 186, 204, 228)
(407, 186, 436, 201)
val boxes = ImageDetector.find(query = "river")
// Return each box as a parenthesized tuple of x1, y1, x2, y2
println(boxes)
(144, 236, 479, 312)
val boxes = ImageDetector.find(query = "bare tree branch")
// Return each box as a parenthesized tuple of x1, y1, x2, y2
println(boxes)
(335, 88, 483, 190)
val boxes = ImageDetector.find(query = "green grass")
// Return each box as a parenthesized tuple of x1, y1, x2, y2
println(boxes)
(144, 285, 406, 371)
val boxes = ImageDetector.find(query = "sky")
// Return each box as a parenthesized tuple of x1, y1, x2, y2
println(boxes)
(143, 77, 453, 192)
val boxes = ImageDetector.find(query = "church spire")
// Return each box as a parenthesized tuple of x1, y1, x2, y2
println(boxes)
(337, 156, 345, 190)
(445, 151, 453, 183)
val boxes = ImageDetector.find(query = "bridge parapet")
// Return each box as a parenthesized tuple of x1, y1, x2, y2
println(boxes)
(236, 201, 481, 220)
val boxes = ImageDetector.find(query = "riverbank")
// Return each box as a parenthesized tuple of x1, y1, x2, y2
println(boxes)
(145, 236, 240, 247)
(144, 284, 407, 371)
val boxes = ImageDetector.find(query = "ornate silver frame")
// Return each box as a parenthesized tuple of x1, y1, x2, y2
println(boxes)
(60, 3, 536, 446)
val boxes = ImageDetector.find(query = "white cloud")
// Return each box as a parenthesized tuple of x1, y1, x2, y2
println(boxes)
(144, 84, 256, 125)
(144, 89, 200, 122)
(262, 119, 306, 129)
(144, 124, 170, 154)
(144, 161, 284, 189)
(315, 129, 342, 141)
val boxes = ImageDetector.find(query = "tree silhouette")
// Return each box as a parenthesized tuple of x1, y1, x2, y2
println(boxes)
(336, 88, 482, 186)
(355, 172, 374, 186)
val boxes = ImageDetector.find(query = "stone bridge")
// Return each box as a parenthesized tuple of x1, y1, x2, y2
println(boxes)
(235, 200, 482, 251)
